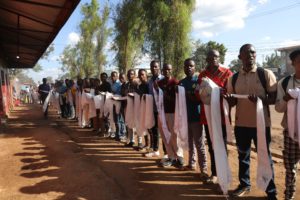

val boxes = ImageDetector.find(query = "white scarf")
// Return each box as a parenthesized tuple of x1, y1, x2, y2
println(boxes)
(287, 88, 300, 147)
(125, 96, 135, 129)
(153, 88, 171, 143)
(144, 94, 155, 129)
(174, 86, 189, 151)
(224, 94, 273, 191)
(76, 91, 82, 127)
(138, 94, 147, 136)
(202, 78, 231, 195)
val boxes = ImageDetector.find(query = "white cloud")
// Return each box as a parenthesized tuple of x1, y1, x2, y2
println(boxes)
(258, 0, 269, 5)
(262, 36, 271, 41)
(68, 32, 80, 45)
(192, 0, 253, 37)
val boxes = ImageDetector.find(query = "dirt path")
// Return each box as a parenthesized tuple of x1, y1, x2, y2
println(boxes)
(0, 104, 299, 200)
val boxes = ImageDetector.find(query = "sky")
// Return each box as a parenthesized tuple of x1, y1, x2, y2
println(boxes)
(29, 0, 300, 83)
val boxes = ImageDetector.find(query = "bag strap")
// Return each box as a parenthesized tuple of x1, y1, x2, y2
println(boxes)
(281, 75, 291, 94)
(231, 72, 239, 94)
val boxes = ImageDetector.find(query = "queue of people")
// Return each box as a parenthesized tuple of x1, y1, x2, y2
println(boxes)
(41, 44, 300, 200)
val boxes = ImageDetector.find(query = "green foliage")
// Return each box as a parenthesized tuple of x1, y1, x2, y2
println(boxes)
(142, 0, 195, 78)
(60, 0, 111, 78)
(113, 0, 147, 73)
(262, 52, 281, 68)
(229, 59, 242, 73)
(32, 63, 43, 72)
(41, 43, 55, 60)
(191, 40, 227, 71)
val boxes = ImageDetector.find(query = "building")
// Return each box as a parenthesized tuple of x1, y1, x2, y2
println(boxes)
(0, 1, 79, 121)
(276, 44, 300, 76)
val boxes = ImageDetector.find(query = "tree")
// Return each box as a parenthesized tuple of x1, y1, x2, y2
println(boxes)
(60, 0, 111, 78)
(191, 40, 227, 71)
(95, 4, 111, 77)
(78, 0, 101, 77)
(143, 0, 195, 77)
(262, 52, 281, 68)
(60, 45, 83, 79)
(229, 59, 242, 73)
(113, 0, 146, 73)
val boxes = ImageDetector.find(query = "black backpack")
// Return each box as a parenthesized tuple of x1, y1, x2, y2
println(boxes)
(232, 67, 267, 94)
(281, 75, 291, 94)
(231, 67, 270, 116)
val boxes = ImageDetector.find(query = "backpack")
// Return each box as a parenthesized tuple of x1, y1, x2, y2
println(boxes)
(231, 67, 270, 116)
(281, 75, 291, 94)
(232, 67, 267, 94)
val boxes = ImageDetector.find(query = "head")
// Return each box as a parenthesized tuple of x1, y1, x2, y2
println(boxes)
(150, 60, 160, 77)
(184, 58, 195, 78)
(127, 69, 135, 82)
(100, 73, 108, 83)
(290, 49, 300, 74)
(94, 78, 100, 87)
(138, 69, 148, 83)
(162, 63, 172, 79)
(111, 71, 118, 83)
(83, 78, 90, 88)
(206, 49, 220, 68)
(68, 79, 74, 87)
(119, 72, 126, 84)
(42, 78, 47, 84)
(239, 44, 256, 72)
(77, 78, 83, 87)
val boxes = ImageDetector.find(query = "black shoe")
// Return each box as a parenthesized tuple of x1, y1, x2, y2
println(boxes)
(267, 193, 277, 200)
(124, 142, 134, 147)
(175, 157, 184, 168)
(231, 185, 251, 197)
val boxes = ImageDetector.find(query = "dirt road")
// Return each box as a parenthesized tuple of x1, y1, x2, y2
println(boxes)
(0, 104, 299, 200)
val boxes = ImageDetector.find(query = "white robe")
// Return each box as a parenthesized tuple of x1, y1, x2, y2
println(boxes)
(125, 96, 135, 129)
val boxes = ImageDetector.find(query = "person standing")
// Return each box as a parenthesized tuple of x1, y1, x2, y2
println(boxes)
(145, 60, 164, 158)
(225, 44, 277, 199)
(197, 50, 232, 184)
(275, 49, 300, 200)
(156, 63, 183, 168)
(38, 78, 50, 117)
(180, 58, 208, 177)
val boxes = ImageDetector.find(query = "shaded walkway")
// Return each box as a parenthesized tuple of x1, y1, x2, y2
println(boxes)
(0, 104, 298, 199)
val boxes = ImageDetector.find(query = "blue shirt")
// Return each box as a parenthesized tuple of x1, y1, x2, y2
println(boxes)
(179, 75, 200, 122)
(111, 80, 122, 95)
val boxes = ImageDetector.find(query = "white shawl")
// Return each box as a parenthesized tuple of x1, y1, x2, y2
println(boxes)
(202, 78, 232, 195)
(153, 88, 171, 143)
(224, 94, 273, 191)
(174, 86, 189, 151)
(287, 88, 300, 147)
(125, 96, 135, 129)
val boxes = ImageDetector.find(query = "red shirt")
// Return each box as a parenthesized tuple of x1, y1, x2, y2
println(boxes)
(197, 66, 233, 125)
(158, 77, 179, 113)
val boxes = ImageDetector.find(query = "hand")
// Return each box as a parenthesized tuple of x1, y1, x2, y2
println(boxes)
(283, 93, 293, 102)
(248, 94, 257, 103)
(223, 93, 237, 107)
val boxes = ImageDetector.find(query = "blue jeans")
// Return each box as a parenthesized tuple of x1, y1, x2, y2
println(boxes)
(234, 126, 277, 195)
(114, 106, 126, 139)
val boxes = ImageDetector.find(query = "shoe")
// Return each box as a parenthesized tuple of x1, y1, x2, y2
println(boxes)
(144, 151, 160, 158)
(160, 158, 174, 167)
(124, 142, 135, 147)
(182, 165, 196, 171)
(199, 172, 209, 181)
(110, 133, 116, 139)
(231, 185, 251, 197)
(267, 194, 277, 200)
(175, 157, 184, 169)
(120, 137, 127, 143)
(206, 175, 218, 184)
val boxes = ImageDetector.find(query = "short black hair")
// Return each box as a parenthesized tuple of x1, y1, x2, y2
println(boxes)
(289, 49, 300, 62)
(239, 43, 253, 53)
(138, 69, 147, 74)
(100, 72, 108, 77)
(150, 60, 159, 67)
(111, 71, 118, 77)
(127, 69, 135, 74)
(184, 58, 194, 65)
